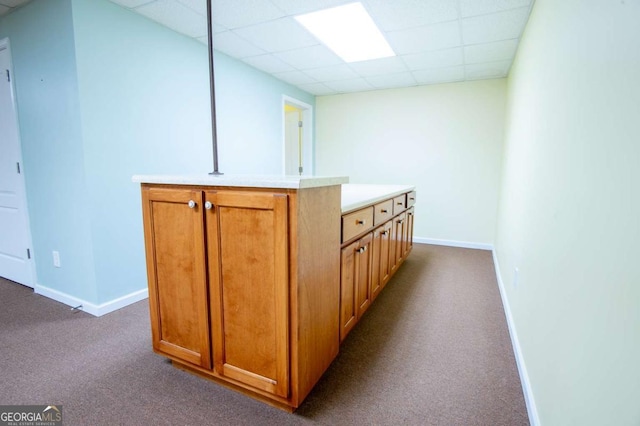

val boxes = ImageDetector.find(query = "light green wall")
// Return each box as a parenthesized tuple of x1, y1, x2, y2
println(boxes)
(316, 79, 507, 246)
(495, 0, 640, 424)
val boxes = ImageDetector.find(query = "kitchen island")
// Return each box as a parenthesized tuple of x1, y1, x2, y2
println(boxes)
(134, 175, 415, 411)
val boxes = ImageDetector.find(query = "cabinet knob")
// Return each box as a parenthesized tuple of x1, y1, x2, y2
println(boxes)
(357, 246, 368, 253)
(410, 197, 415, 201)
(381, 231, 388, 236)
(204, 201, 213, 210)
(381, 209, 388, 213)
(356, 219, 366, 225)
(188, 200, 196, 209)
(397, 202, 403, 205)
(397, 219, 404, 224)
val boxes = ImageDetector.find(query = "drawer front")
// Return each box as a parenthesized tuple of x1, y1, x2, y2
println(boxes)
(373, 199, 393, 226)
(342, 207, 374, 243)
(407, 191, 416, 208)
(392, 195, 406, 215)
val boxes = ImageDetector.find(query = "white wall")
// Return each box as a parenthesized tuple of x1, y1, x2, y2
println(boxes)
(495, 0, 640, 424)
(316, 79, 506, 247)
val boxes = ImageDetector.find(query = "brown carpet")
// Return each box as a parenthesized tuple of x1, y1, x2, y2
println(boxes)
(0, 244, 528, 425)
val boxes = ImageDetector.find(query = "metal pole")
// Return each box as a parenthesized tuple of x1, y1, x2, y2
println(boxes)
(207, 0, 223, 175)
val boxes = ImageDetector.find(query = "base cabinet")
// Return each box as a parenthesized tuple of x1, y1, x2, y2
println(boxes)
(141, 184, 342, 411)
(339, 191, 416, 341)
(340, 233, 373, 342)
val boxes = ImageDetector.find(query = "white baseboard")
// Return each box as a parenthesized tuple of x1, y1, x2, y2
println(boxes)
(34, 284, 148, 317)
(414, 237, 493, 251)
(492, 250, 540, 426)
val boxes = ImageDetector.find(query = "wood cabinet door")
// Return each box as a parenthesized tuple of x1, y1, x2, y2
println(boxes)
(404, 207, 414, 258)
(205, 191, 289, 398)
(370, 220, 393, 304)
(391, 212, 406, 274)
(355, 232, 373, 320)
(141, 187, 211, 369)
(340, 240, 358, 342)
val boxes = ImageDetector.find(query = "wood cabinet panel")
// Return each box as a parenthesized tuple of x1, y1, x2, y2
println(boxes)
(407, 191, 416, 208)
(141, 187, 211, 369)
(342, 206, 373, 243)
(390, 212, 406, 275)
(206, 191, 289, 398)
(340, 240, 358, 342)
(404, 207, 415, 257)
(355, 233, 373, 320)
(373, 199, 393, 226)
(371, 220, 392, 302)
(392, 195, 406, 215)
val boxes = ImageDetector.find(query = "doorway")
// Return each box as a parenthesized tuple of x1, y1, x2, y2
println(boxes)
(0, 38, 35, 288)
(283, 96, 313, 176)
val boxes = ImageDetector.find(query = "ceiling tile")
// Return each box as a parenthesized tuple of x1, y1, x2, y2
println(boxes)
(211, 0, 285, 29)
(273, 70, 318, 85)
(135, 0, 208, 38)
(413, 66, 464, 85)
(108, 0, 155, 7)
(465, 60, 511, 80)
(234, 17, 319, 52)
(242, 54, 295, 73)
(269, 0, 351, 15)
(297, 82, 337, 96)
(365, 0, 459, 31)
(304, 64, 358, 82)
(175, 0, 206, 15)
(366, 72, 417, 89)
(213, 31, 265, 58)
(274, 45, 342, 70)
(462, 7, 530, 44)
(348, 56, 408, 77)
(386, 21, 461, 55)
(464, 39, 518, 64)
(459, 0, 531, 18)
(324, 78, 374, 93)
(402, 47, 463, 71)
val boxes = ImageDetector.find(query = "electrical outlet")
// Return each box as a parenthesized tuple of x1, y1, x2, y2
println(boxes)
(52, 251, 61, 268)
(513, 267, 520, 288)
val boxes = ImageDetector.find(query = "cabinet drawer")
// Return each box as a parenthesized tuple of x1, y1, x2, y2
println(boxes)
(407, 191, 416, 208)
(342, 207, 374, 243)
(373, 199, 393, 226)
(392, 195, 406, 215)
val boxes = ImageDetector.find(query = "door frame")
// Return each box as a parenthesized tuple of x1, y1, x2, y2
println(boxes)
(281, 95, 313, 176)
(0, 37, 37, 288)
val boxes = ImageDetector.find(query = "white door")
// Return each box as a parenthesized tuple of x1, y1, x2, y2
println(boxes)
(284, 106, 302, 175)
(283, 96, 313, 176)
(0, 39, 34, 287)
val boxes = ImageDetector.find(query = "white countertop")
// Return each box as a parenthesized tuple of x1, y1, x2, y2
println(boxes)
(342, 184, 415, 213)
(132, 174, 349, 189)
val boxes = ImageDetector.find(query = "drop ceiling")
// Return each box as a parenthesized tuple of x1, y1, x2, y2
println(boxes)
(3, 0, 535, 96)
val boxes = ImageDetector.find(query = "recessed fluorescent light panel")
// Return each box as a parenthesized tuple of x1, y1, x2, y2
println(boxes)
(295, 2, 395, 63)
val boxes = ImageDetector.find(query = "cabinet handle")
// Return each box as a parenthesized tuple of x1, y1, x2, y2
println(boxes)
(188, 200, 196, 209)
(357, 246, 368, 253)
(204, 201, 213, 210)
(397, 219, 404, 224)
(356, 220, 366, 225)
(381, 209, 388, 213)
(410, 197, 415, 201)
(397, 202, 403, 205)
(381, 231, 388, 236)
